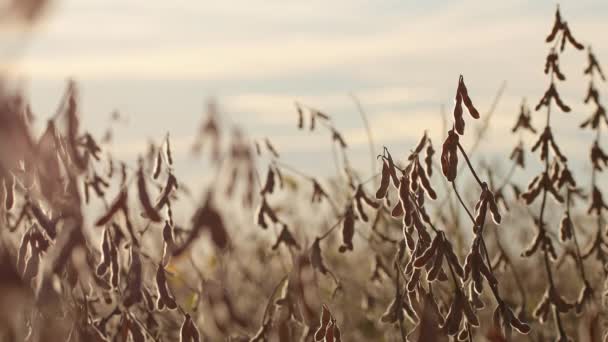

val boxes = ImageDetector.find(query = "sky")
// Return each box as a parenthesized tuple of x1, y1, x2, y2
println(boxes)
(1, 0, 608, 188)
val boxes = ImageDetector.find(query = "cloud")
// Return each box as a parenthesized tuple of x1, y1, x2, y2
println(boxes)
(12, 0, 570, 81)
(222, 86, 437, 126)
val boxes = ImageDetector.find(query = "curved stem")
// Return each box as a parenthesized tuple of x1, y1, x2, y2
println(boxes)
(350, 93, 377, 179)
(456, 142, 483, 187)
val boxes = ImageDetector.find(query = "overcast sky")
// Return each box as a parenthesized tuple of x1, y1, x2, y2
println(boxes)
(1, 0, 607, 187)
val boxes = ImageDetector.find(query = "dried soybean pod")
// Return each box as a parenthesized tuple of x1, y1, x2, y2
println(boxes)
(155, 173, 178, 211)
(454, 88, 465, 135)
(137, 162, 162, 222)
(109, 238, 120, 288)
(96, 228, 112, 276)
(546, 6, 562, 42)
(129, 318, 146, 342)
(315, 305, 331, 341)
(163, 220, 175, 248)
(153, 150, 162, 179)
(462, 300, 479, 327)
(459, 76, 480, 119)
(354, 195, 368, 222)
(375, 160, 390, 199)
(426, 249, 444, 282)
(142, 287, 156, 312)
(95, 190, 127, 226)
(265, 138, 280, 158)
(156, 265, 178, 310)
(338, 206, 355, 253)
(413, 132, 427, 154)
(180, 313, 192, 341)
(296, 103, 304, 129)
(261, 167, 275, 195)
(165, 133, 173, 165)
(271, 225, 300, 250)
(4, 173, 14, 210)
(413, 233, 442, 268)
(310, 238, 329, 275)
(418, 162, 437, 199)
(425, 141, 434, 176)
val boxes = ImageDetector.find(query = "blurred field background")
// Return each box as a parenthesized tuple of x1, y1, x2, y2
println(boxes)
(0, 1, 607, 341)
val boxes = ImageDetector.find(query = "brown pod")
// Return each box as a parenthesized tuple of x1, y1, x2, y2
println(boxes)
(96, 229, 112, 276)
(444, 296, 464, 336)
(478, 258, 497, 288)
(261, 167, 275, 195)
(520, 179, 542, 204)
(95, 190, 127, 226)
(385, 150, 400, 187)
(155, 173, 178, 210)
(552, 88, 571, 112)
(559, 213, 573, 241)
(153, 150, 162, 179)
(426, 249, 444, 282)
(388, 202, 402, 219)
(506, 308, 531, 334)
(315, 305, 332, 341)
(180, 313, 193, 342)
(417, 162, 437, 200)
(156, 265, 178, 310)
(137, 163, 162, 222)
(175, 202, 229, 254)
(140, 286, 155, 312)
(380, 297, 400, 324)
(272, 225, 300, 250)
(310, 238, 329, 275)
(459, 77, 480, 119)
(310, 110, 317, 131)
(163, 220, 175, 249)
(357, 185, 379, 209)
(413, 234, 441, 268)
(486, 192, 501, 224)
(354, 195, 368, 222)
(425, 142, 434, 176)
(563, 23, 584, 50)
(129, 318, 146, 342)
(255, 201, 268, 229)
(551, 289, 573, 313)
(444, 242, 464, 278)
(457, 328, 468, 342)
(454, 91, 465, 135)
(441, 130, 459, 181)
(413, 132, 427, 155)
(462, 300, 479, 327)
(165, 133, 173, 165)
(339, 206, 355, 253)
(4, 174, 14, 210)
(332, 129, 348, 149)
(83, 179, 90, 204)
(109, 238, 120, 288)
(548, 136, 567, 162)
(403, 227, 415, 251)
(521, 231, 543, 257)
(375, 161, 391, 199)
(533, 293, 551, 323)
(332, 320, 342, 342)
(546, 7, 562, 42)
(406, 268, 421, 293)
